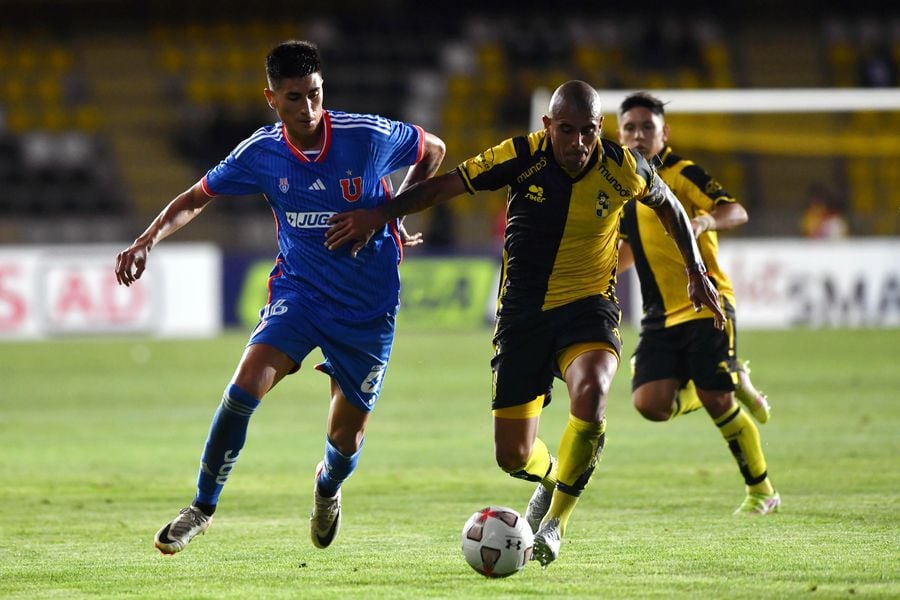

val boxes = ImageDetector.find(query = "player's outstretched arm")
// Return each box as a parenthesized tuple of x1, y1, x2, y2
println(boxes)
(326, 170, 467, 257)
(397, 131, 446, 195)
(115, 182, 212, 286)
(394, 131, 446, 248)
(648, 180, 726, 329)
(691, 201, 748, 237)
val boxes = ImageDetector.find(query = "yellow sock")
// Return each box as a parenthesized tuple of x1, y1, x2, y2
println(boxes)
(548, 414, 606, 535)
(507, 437, 556, 489)
(749, 478, 775, 496)
(673, 380, 703, 418)
(715, 402, 772, 492)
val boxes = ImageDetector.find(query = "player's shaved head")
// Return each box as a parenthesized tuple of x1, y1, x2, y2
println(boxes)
(542, 80, 604, 174)
(548, 80, 601, 120)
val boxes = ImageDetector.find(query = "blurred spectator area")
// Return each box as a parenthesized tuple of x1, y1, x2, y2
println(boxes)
(436, 14, 899, 241)
(437, 15, 738, 244)
(0, 26, 128, 243)
(0, 28, 101, 132)
(151, 17, 448, 247)
(0, 131, 122, 214)
(0, 6, 898, 249)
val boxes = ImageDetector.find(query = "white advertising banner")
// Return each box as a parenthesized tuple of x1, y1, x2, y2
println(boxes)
(0, 244, 222, 340)
(627, 239, 899, 329)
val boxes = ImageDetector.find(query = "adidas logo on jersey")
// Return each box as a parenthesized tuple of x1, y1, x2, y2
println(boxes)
(308, 179, 326, 190)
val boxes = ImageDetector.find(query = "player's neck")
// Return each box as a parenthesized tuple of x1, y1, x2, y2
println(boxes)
(284, 125, 324, 153)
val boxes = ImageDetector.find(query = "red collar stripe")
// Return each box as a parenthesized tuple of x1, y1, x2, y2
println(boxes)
(282, 111, 331, 163)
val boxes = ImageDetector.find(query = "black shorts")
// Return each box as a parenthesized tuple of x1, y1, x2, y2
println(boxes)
(631, 312, 738, 392)
(491, 295, 622, 410)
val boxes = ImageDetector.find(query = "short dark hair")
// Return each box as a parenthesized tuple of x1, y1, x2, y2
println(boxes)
(619, 92, 666, 118)
(266, 40, 322, 88)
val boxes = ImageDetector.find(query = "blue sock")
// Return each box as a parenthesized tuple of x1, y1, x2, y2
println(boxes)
(316, 436, 363, 498)
(194, 384, 260, 507)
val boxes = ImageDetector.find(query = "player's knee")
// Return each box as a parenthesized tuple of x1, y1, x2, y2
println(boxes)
(494, 443, 529, 473)
(699, 391, 734, 419)
(572, 376, 610, 403)
(568, 378, 609, 421)
(633, 395, 673, 421)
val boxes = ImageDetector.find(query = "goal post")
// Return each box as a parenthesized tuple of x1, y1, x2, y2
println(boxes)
(530, 88, 900, 128)
(530, 88, 900, 155)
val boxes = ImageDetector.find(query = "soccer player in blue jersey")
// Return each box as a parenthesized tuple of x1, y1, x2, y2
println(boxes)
(325, 80, 725, 567)
(114, 40, 445, 554)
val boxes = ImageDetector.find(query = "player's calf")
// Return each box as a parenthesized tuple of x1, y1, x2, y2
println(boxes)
(735, 360, 770, 424)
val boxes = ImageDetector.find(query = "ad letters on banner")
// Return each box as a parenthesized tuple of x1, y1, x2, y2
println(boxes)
(721, 240, 899, 329)
(0, 244, 221, 340)
(38, 252, 157, 335)
(625, 239, 899, 329)
(0, 262, 27, 332)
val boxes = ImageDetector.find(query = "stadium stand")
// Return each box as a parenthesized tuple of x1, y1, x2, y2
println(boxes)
(0, 24, 129, 242)
(0, 4, 897, 247)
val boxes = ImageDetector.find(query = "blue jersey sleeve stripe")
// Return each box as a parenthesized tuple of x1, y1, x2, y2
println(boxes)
(331, 122, 392, 136)
(233, 127, 280, 160)
(330, 112, 392, 129)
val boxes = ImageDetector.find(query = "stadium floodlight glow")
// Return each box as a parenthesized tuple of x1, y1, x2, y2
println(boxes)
(530, 88, 900, 129)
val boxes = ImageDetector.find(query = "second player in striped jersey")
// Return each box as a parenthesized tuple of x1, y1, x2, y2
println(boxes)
(325, 80, 724, 567)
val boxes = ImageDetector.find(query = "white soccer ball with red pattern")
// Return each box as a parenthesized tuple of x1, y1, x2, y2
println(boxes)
(461, 506, 534, 577)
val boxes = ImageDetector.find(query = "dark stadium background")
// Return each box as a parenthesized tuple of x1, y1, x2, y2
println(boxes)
(1, 0, 897, 328)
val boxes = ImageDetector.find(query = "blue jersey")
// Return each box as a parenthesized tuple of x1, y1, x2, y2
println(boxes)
(202, 110, 425, 320)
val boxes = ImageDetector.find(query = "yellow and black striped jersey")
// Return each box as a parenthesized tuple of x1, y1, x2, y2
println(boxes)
(620, 146, 737, 329)
(458, 130, 663, 315)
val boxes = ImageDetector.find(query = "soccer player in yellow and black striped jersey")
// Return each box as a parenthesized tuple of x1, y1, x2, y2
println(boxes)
(326, 81, 725, 566)
(616, 91, 779, 516)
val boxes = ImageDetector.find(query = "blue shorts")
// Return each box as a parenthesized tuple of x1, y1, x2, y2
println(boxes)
(248, 280, 397, 412)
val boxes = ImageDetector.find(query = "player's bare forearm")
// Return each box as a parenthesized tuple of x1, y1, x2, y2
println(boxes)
(650, 183, 726, 328)
(389, 132, 445, 248)
(326, 134, 446, 256)
(396, 132, 446, 195)
(692, 201, 748, 236)
(707, 202, 748, 232)
(141, 187, 209, 246)
(382, 173, 456, 221)
(115, 182, 211, 286)
(326, 170, 466, 254)
(652, 183, 704, 271)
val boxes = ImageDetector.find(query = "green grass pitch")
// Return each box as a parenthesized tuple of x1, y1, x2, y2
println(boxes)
(2, 326, 898, 598)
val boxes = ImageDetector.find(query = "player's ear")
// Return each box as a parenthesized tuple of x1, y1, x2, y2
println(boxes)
(662, 123, 670, 143)
(264, 88, 276, 110)
(541, 115, 551, 131)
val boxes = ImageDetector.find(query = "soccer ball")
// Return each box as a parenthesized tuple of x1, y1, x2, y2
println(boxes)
(461, 506, 534, 577)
